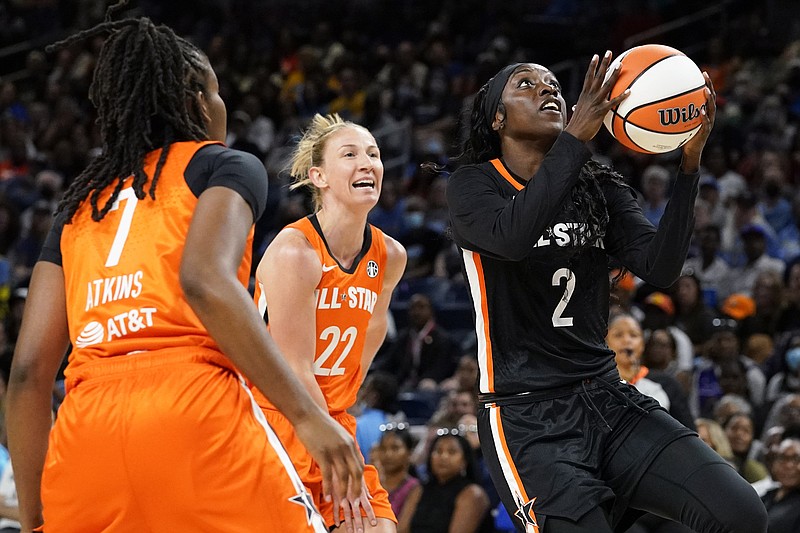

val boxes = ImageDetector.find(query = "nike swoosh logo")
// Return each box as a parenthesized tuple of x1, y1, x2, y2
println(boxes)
(321, 264, 337, 272)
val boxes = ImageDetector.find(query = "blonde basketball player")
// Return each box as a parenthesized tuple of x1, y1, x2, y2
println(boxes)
(252, 114, 406, 533)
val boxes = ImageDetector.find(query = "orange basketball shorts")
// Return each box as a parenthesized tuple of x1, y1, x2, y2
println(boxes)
(42, 349, 327, 532)
(263, 408, 397, 529)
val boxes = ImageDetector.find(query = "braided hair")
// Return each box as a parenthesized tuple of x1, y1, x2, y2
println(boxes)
(49, 3, 210, 222)
(460, 75, 628, 255)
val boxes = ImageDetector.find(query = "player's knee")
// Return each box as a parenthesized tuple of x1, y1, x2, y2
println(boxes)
(713, 490, 767, 533)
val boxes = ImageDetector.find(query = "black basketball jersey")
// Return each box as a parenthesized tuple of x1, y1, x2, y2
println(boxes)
(447, 133, 699, 395)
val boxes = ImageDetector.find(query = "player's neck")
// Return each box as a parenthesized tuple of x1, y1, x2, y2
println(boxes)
(316, 208, 367, 268)
(499, 139, 548, 181)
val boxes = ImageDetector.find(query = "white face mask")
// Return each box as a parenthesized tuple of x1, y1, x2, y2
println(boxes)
(404, 211, 424, 229)
(787, 347, 800, 373)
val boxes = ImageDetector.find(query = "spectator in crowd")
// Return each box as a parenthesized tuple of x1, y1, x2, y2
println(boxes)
(696, 417, 735, 462)
(373, 293, 458, 391)
(641, 328, 696, 428)
(761, 394, 800, 444)
(724, 412, 770, 484)
(368, 178, 407, 240)
(374, 426, 420, 519)
(738, 270, 786, 340)
(672, 272, 717, 349)
(683, 224, 731, 307)
(721, 192, 778, 266)
(776, 191, 800, 261)
(761, 430, 800, 533)
(398, 432, 493, 533)
(355, 371, 402, 463)
(776, 257, 800, 333)
(728, 223, 785, 296)
(693, 317, 766, 418)
(7, 200, 52, 287)
(701, 144, 747, 208)
(398, 195, 448, 279)
(758, 164, 793, 236)
(640, 291, 695, 385)
(639, 164, 670, 227)
(438, 353, 479, 394)
(764, 330, 800, 409)
(712, 393, 754, 429)
(697, 176, 727, 228)
(606, 313, 670, 409)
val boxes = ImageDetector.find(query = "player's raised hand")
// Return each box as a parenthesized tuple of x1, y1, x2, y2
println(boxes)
(680, 71, 717, 173)
(565, 50, 629, 142)
(294, 412, 364, 512)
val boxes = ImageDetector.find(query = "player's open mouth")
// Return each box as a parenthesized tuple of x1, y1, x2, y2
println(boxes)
(540, 99, 560, 112)
(353, 179, 375, 189)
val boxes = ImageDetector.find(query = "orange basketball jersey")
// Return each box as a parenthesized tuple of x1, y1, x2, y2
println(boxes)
(254, 215, 387, 413)
(60, 141, 253, 384)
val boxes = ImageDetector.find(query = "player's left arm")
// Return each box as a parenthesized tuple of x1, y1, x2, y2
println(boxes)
(360, 236, 406, 375)
(6, 261, 70, 531)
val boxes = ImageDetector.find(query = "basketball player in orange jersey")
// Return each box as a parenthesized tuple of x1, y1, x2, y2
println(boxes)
(4, 9, 362, 533)
(252, 113, 406, 533)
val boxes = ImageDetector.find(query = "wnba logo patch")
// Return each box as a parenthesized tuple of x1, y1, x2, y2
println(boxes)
(366, 260, 379, 278)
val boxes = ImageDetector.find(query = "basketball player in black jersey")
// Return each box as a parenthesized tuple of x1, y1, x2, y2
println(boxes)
(446, 53, 767, 533)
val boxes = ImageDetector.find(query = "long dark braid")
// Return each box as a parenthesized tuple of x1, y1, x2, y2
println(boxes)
(48, 8, 209, 222)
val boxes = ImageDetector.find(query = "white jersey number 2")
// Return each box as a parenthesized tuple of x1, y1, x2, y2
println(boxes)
(551, 268, 575, 327)
(314, 325, 357, 376)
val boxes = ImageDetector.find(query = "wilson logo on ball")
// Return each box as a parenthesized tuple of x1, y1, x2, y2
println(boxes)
(658, 102, 706, 126)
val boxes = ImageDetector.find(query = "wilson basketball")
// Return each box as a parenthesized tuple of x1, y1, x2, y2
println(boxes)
(602, 44, 706, 154)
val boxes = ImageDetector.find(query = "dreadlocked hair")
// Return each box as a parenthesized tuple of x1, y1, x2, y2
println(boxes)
(457, 84, 501, 165)
(48, 7, 210, 222)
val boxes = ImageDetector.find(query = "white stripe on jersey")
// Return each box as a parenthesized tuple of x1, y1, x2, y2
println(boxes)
(461, 248, 490, 393)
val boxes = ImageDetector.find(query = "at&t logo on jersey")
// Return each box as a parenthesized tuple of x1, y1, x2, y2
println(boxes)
(76, 321, 104, 347)
(366, 260, 379, 278)
(75, 307, 158, 347)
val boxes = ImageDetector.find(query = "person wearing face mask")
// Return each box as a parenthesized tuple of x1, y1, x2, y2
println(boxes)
(398, 196, 447, 279)
(765, 333, 800, 409)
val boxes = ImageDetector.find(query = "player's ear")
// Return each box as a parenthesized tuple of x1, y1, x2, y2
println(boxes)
(194, 90, 212, 127)
(491, 102, 506, 132)
(308, 166, 327, 189)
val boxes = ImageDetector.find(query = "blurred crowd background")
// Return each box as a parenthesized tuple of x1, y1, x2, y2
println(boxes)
(1, 0, 800, 531)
